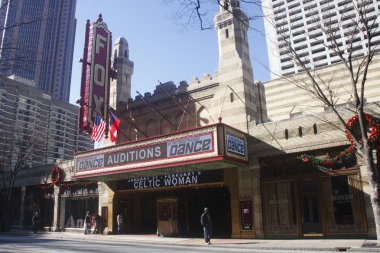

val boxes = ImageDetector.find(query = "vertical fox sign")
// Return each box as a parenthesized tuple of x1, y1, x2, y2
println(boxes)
(78, 14, 112, 137)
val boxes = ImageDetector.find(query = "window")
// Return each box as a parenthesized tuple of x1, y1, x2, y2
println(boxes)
(323, 12, 336, 20)
(292, 23, 304, 29)
(295, 44, 307, 51)
(225, 29, 229, 38)
(288, 2, 300, 9)
(223, 0, 229, 10)
(313, 124, 318, 134)
(282, 64, 294, 70)
(230, 92, 234, 102)
(313, 55, 327, 61)
(322, 174, 366, 232)
(290, 16, 302, 23)
(305, 10, 318, 18)
(312, 47, 325, 54)
(310, 40, 323, 47)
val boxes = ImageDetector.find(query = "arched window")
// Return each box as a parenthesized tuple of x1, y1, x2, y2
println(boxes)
(146, 119, 157, 137)
(197, 107, 212, 127)
(161, 117, 172, 135)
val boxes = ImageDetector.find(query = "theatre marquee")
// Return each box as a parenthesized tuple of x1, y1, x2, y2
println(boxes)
(74, 123, 248, 179)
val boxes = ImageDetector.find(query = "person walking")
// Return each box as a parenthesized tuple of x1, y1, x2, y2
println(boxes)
(32, 212, 40, 234)
(93, 214, 101, 234)
(84, 211, 91, 235)
(200, 207, 212, 245)
(116, 213, 123, 235)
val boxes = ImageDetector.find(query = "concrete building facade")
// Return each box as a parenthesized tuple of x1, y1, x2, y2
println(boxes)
(0, 76, 93, 167)
(262, 0, 380, 78)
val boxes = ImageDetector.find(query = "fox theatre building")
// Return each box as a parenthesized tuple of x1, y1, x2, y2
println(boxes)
(74, 124, 256, 238)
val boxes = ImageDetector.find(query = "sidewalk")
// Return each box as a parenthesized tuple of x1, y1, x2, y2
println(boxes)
(3, 230, 380, 252)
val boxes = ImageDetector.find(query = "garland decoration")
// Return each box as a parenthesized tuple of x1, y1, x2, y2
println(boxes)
(51, 166, 62, 186)
(60, 181, 97, 189)
(60, 181, 98, 195)
(40, 184, 54, 195)
(298, 146, 355, 172)
(344, 113, 380, 146)
(297, 114, 379, 172)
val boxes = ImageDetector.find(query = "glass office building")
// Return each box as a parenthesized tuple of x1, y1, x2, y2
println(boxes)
(0, 0, 76, 102)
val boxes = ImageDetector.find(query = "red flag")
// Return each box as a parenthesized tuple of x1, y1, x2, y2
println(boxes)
(91, 115, 106, 142)
(109, 110, 120, 142)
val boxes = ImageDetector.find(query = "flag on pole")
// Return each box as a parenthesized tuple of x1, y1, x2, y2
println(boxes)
(91, 115, 106, 142)
(109, 110, 120, 142)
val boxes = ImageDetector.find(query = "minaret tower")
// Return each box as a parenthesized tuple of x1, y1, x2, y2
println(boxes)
(214, 0, 253, 80)
(109, 37, 134, 110)
(211, 0, 266, 130)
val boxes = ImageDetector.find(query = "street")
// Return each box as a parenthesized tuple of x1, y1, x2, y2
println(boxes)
(0, 234, 346, 253)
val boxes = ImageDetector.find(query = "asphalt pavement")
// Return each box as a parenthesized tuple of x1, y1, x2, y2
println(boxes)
(2, 230, 379, 252)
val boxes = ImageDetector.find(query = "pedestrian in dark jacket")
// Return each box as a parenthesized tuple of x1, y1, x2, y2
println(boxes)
(93, 214, 101, 234)
(200, 207, 212, 244)
(32, 212, 40, 234)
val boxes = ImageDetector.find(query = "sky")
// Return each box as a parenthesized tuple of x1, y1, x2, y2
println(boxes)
(69, 0, 270, 105)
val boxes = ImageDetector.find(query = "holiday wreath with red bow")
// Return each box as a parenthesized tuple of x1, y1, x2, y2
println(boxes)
(51, 166, 62, 186)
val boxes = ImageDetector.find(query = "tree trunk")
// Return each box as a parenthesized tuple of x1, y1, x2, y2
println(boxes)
(363, 146, 380, 245)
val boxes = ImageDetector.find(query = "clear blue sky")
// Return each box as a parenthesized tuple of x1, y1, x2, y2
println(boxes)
(69, 0, 269, 104)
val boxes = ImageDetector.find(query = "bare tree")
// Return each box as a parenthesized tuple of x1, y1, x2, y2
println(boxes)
(164, 0, 262, 30)
(167, 0, 380, 243)
(269, 1, 380, 244)
(0, 129, 40, 231)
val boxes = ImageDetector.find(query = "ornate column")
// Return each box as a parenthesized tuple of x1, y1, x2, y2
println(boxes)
(52, 185, 61, 231)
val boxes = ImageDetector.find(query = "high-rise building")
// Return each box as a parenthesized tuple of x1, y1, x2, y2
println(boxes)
(0, 76, 93, 168)
(262, 0, 380, 79)
(0, 0, 76, 102)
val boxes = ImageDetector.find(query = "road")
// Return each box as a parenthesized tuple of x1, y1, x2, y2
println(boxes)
(0, 234, 346, 253)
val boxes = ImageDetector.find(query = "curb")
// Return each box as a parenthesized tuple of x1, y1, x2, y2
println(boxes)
(1, 231, 379, 252)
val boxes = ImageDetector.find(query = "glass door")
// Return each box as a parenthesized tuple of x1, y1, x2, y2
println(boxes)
(301, 194, 322, 236)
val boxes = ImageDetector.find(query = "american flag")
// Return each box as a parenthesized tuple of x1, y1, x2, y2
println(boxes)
(91, 115, 106, 142)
